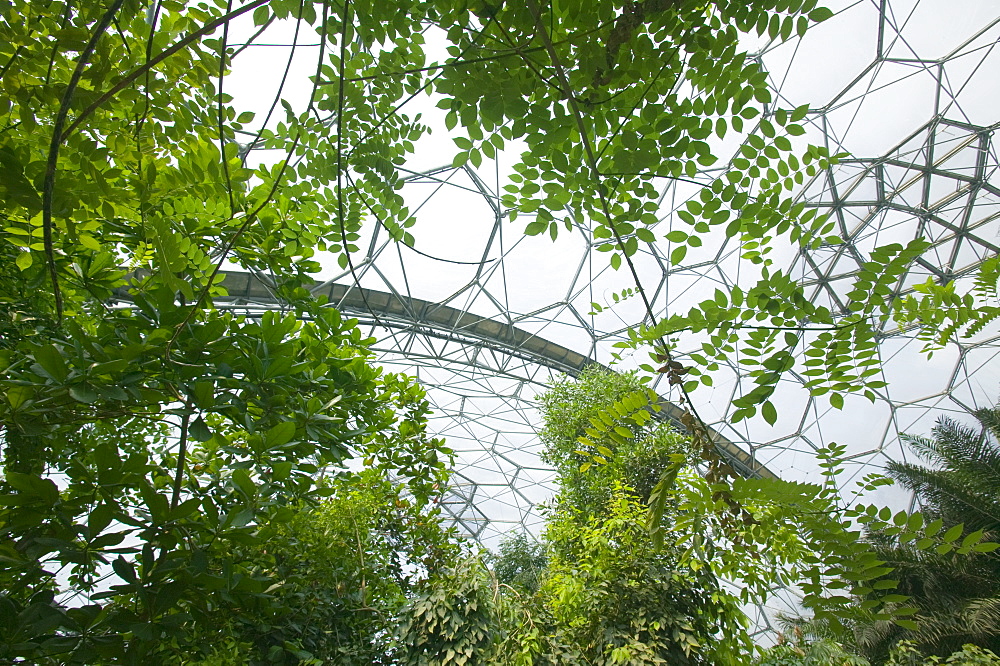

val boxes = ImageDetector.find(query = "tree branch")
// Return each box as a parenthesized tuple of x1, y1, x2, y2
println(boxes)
(522, 0, 728, 486)
(42, 0, 125, 320)
(171, 411, 190, 510)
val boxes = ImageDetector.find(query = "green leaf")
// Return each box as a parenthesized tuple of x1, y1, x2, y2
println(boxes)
(189, 416, 212, 442)
(761, 400, 777, 425)
(4, 473, 59, 505)
(231, 469, 256, 499)
(525, 221, 546, 236)
(34, 344, 69, 382)
(796, 15, 809, 37)
(266, 421, 296, 448)
(809, 7, 834, 22)
(69, 384, 99, 404)
(169, 497, 202, 521)
(961, 529, 984, 548)
(942, 523, 964, 543)
(5, 385, 32, 408)
(192, 381, 214, 409)
(113, 556, 138, 584)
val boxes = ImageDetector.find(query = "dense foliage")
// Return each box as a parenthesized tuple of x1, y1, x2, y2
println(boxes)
(487, 531, 546, 596)
(422, 366, 747, 665)
(531, 368, 744, 664)
(752, 637, 1000, 666)
(539, 365, 693, 515)
(887, 643, 1000, 666)
(173, 470, 458, 665)
(753, 627, 870, 666)
(2, 0, 998, 662)
(0, 2, 451, 658)
(850, 409, 1000, 663)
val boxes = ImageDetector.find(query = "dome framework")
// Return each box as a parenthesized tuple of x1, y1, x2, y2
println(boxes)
(224, 0, 1000, 547)
(165, 0, 1000, 638)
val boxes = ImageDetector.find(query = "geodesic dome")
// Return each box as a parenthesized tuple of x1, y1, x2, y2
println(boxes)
(221, 0, 1000, 548)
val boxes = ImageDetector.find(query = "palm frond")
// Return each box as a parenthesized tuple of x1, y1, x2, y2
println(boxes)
(901, 596, 1000, 658)
(855, 404, 1000, 661)
(930, 416, 1000, 487)
(965, 597, 1000, 643)
(974, 406, 1000, 460)
(885, 461, 1000, 532)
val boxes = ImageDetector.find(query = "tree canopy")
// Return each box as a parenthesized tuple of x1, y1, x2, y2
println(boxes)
(2, 0, 999, 662)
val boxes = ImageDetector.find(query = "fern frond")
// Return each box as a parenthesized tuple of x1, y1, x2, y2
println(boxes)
(974, 256, 1000, 300)
(964, 306, 1000, 339)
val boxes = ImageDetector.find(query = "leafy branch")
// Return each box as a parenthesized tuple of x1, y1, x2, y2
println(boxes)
(42, 0, 125, 320)
(60, 0, 270, 142)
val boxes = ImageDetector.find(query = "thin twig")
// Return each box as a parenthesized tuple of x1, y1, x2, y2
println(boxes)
(0, 45, 25, 81)
(164, 131, 302, 355)
(331, 22, 609, 85)
(42, 0, 125, 320)
(336, 0, 360, 304)
(135, 0, 163, 137)
(217, 0, 236, 215)
(521, 0, 720, 462)
(44, 3, 75, 87)
(645, 317, 865, 338)
(230, 15, 275, 60)
(239, 0, 307, 163)
(344, 14, 497, 162)
(164, 0, 327, 355)
(171, 410, 191, 510)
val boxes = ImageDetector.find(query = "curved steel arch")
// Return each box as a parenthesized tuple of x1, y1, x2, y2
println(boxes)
(208, 269, 773, 535)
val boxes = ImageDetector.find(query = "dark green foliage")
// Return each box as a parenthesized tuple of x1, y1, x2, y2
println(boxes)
(151, 470, 458, 665)
(396, 557, 502, 666)
(2, 0, 985, 661)
(526, 368, 745, 665)
(392, 367, 745, 665)
(887, 642, 1000, 666)
(532, 486, 743, 666)
(754, 629, 870, 666)
(889, 409, 1000, 534)
(489, 532, 546, 596)
(0, 16, 452, 650)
